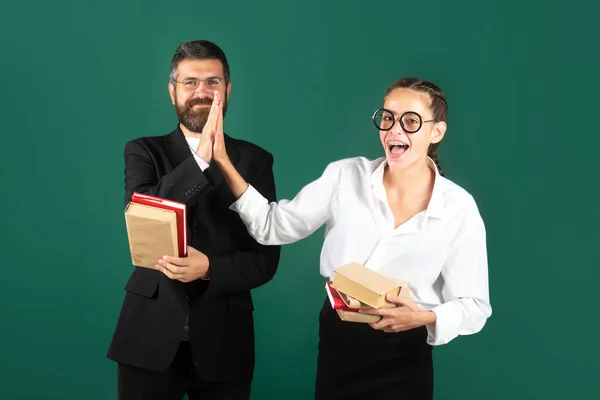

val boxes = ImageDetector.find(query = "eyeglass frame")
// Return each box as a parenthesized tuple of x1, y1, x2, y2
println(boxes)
(170, 77, 226, 91)
(371, 108, 435, 133)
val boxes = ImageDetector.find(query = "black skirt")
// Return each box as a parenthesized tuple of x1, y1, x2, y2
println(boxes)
(315, 298, 433, 400)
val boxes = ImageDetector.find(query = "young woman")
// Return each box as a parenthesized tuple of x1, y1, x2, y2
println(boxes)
(210, 77, 492, 399)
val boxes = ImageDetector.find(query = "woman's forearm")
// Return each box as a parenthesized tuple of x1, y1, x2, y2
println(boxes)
(217, 158, 249, 199)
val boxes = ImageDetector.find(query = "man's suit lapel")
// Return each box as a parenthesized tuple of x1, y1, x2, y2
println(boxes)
(164, 126, 193, 167)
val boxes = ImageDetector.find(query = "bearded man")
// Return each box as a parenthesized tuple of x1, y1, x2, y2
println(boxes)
(107, 39, 281, 400)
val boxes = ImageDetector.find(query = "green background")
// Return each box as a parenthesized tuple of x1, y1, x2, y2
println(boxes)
(1, 0, 598, 399)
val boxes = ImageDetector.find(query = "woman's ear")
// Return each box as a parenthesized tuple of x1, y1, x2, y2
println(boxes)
(430, 121, 447, 144)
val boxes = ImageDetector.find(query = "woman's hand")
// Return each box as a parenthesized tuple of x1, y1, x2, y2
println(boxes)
(196, 91, 222, 164)
(212, 97, 230, 166)
(212, 104, 249, 199)
(359, 294, 437, 333)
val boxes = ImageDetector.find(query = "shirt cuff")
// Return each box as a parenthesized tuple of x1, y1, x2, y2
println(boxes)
(425, 301, 463, 346)
(192, 152, 210, 171)
(228, 184, 268, 225)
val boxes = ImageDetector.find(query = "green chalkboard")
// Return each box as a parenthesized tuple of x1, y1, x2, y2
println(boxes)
(0, 0, 598, 399)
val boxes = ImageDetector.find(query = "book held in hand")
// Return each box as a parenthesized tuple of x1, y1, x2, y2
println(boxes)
(124, 192, 187, 269)
(325, 263, 410, 323)
(331, 262, 407, 308)
(325, 280, 381, 324)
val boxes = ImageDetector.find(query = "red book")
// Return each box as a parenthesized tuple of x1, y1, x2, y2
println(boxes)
(131, 192, 187, 257)
(325, 281, 360, 312)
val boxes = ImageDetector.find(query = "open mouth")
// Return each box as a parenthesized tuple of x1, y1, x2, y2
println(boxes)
(387, 141, 409, 157)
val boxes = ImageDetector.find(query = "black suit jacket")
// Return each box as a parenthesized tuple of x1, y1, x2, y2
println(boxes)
(107, 127, 281, 383)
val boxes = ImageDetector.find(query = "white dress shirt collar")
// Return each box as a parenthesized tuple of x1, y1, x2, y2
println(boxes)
(370, 156, 447, 220)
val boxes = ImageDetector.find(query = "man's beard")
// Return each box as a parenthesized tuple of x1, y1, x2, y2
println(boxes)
(175, 94, 228, 133)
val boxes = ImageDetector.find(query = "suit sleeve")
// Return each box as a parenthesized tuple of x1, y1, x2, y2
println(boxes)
(201, 153, 281, 298)
(123, 140, 217, 206)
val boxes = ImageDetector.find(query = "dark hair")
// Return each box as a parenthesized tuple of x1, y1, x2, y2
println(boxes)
(169, 40, 230, 84)
(385, 77, 448, 176)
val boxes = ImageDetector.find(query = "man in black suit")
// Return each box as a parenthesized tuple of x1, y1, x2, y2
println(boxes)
(107, 39, 281, 400)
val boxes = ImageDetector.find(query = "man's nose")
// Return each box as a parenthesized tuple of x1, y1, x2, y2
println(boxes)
(194, 81, 213, 95)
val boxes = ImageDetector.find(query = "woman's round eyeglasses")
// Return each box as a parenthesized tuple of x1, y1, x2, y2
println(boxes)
(372, 108, 435, 133)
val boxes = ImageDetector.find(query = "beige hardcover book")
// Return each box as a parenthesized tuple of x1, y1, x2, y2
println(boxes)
(331, 263, 409, 309)
(338, 291, 398, 310)
(124, 202, 179, 269)
(336, 309, 381, 324)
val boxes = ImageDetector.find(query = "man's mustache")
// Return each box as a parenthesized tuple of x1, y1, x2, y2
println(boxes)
(187, 97, 214, 107)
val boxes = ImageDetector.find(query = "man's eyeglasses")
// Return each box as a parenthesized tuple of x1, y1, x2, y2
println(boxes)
(372, 108, 435, 133)
(171, 77, 225, 91)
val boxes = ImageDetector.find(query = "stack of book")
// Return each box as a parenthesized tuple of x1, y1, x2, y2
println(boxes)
(325, 263, 409, 323)
(124, 192, 187, 269)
